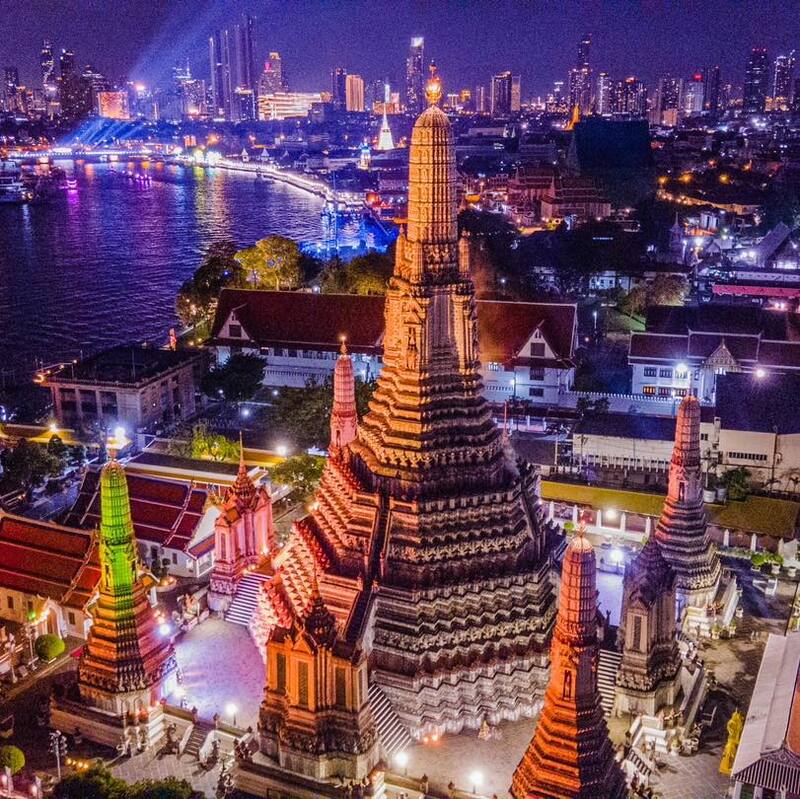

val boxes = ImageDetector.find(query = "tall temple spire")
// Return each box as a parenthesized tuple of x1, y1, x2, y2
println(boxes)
(511, 524, 626, 799)
(654, 395, 720, 617)
(615, 536, 681, 716)
(253, 66, 558, 763)
(330, 339, 358, 452)
(231, 431, 257, 507)
(376, 108, 394, 151)
(78, 460, 175, 709)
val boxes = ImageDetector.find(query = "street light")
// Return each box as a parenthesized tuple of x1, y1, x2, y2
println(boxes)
(592, 309, 598, 336)
(470, 770, 483, 794)
(48, 730, 68, 780)
(393, 750, 409, 776)
(225, 702, 238, 727)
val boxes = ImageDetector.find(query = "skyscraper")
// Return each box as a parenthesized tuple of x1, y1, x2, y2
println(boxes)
(208, 30, 226, 118)
(345, 74, 365, 112)
(473, 83, 486, 113)
(258, 52, 284, 98)
(705, 64, 722, 113)
(330, 67, 347, 109)
(510, 73, 522, 112)
(3, 66, 19, 112)
(235, 14, 257, 94)
(656, 74, 683, 125)
(682, 73, 705, 116)
(58, 48, 92, 123)
(743, 47, 769, 114)
(491, 70, 518, 115)
(40, 39, 55, 94)
(596, 71, 613, 114)
(568, 33, 592, 112)
(405, 35, 424, 114)
(773, 52, 796, 110)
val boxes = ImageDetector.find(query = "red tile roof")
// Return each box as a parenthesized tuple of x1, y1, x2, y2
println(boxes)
(65, 470, 209, 554)
(629, 333, 688, 361)
(0, 513, 100, 610)
(209, 289, 577, 362)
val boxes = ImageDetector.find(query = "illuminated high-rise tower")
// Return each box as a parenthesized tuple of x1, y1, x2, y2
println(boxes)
(331, 66, 347, 110)
(773, 52, 796, 110)
(568, 33, 592, 113)
(743, 47, 769, 113)
(406, 36, 425, 114)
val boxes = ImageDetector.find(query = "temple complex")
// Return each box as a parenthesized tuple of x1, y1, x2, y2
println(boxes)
(511, 524, 626, 799)
(51, 460, 177, 748)
(208, 438, 275, 614)
(247, 68, 561, 792)
(653, 395, 737, 634)
(615, 537, 681, 717)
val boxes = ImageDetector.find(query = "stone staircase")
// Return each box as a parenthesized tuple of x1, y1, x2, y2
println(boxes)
(597, 648, 623, 716)
(368, 682, 412, 758)
(225, 572, 271, 626)
(182, 720, 214, 760)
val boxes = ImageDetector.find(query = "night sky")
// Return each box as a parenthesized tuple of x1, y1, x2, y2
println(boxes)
(4, 0, 800, 98)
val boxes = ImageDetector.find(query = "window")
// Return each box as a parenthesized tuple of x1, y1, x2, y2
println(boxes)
(297, 662, 309, 707)
(334, 667, 347, 708)
(642, 386, 656, 396)
(674, 388, 688, 397)
(659, 368, 673, 378)
(700, 433, 709, 441)
(633, 615, 643, 651)
(228, 323, 242, 338)
(6, 596, 13, 610)
(562, 670, 572, 700)
(530, 368, 545, 381)
(658, 387, 672, 397)
(276, 653, 286, 692)
(727, 452, 768, 462)
(171, 553, 178, 565)
(528, 387, 544, 398)
(67, 611, 76, 626)
(643, 367, 657, 378)
(530, 342, 545, 357)
(487, 362, 501, 371)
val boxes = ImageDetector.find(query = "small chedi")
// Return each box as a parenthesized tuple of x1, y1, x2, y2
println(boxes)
(208, 438, 275, 614)
(51, 460, 177, 749)
(653, 395, 738, 634)
(511, 523, 626, 799)
(243, 66, 561, 795)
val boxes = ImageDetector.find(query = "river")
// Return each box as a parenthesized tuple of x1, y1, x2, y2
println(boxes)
(0, 161, 327, 379)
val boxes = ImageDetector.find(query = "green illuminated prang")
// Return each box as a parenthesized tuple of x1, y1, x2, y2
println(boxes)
(98, 460, 138, 597)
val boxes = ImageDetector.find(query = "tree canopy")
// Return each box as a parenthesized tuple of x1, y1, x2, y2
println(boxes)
(175, 240, 242, 327)
(54, 765, 197, 799)
(0, 439, 62, 492)
(321, 251, 393, 295)
(270, 454, 326, 502)
(201, 353, 265, 401)
(235, 236, 302, 290)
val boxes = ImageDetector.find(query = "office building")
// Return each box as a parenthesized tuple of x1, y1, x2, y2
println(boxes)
(655, 74, 682, 125)
(682, 73, 704, 116)
(615, 75, 647, 116)
(330, 66, 347, 109)
(743, 46, 769, 114)
(473, 83, 486, 113)
(345, 73, 364, 112)
(58, 48, 92, 123)
(405, 35, 424, 114)
(772, 51, 795, 110)
(705, 64, 721, 112)
(208, 30, 227, 118)
(258, 52, 284, 99)
(96, 90, 129, 119)
(3, 67, 21, 113)
(596, 71, 613, 114)
(235, 14, 257, 94)
(257, 91, 322, 120)
(491, 70, 519, 115)
(568, 32, 592, 112)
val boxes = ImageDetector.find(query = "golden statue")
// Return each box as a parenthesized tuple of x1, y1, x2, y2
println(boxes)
(425, 62, 442, 106)
(719, 708, 744, 775)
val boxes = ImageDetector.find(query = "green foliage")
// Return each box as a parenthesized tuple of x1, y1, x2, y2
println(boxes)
(723, 466, 751, 501)
(0, 438, 62, 491)
(47, 434, 68, 460)
(235, 236, 301, 290)
(55, 765, 197, 799)
(620, 274, 688, 317)
(35, 633, 65, 661)
(270, 454, 326, 501)
(201, 353, 265, 401)
(175, 240, 242, 327)
(267, 376, 375, 451)
(0, 745, 24, 775)
(321, 251, 393, 295)
(187, 423, 239, 463)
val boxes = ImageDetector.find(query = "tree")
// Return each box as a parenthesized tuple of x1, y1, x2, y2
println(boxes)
(187, 423, 239, 462)
(619, 284, 648, 318)
(201, 353, 265, 401)
(723, 466, 751, 501)
(0, 745, 24, 775)
(270, 454, 326, 501)
(321, 251, 394, 295)
(35, 633, 65, 661)
(55, 765, 198, 799)
(235, 236, 301, 290)
(268, 377, 375, 451)
(129, 778, 196, 799)
(0, 439, 61, 493)
(175, 240, 242, 327)
(648, 273, 688, 306)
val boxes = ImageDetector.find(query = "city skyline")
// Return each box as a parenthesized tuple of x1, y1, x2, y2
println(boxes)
(4, 0, 800, 99)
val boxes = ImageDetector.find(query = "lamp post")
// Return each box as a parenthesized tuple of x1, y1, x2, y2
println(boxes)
(470, 770, 483, 794)
(48, 730, 67, 780)
(225, 702, 238, 728)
